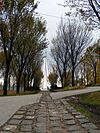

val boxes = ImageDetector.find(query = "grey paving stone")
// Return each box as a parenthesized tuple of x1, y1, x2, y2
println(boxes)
(67, 125, 82, 131)
(0, 131, 12, 133)
(50, 121, 61, 127)
(88, 129, 100, 133)
(65, 119, 76, 125)
(49, 114, 59, 117)
(62, 111, 68, 114)
(50, 116, 60, 121)
(20, 125, 32, 132)
(19, 107, 27, 111)
(26, 112, 34, 115)
(3, 125, 17, 131)
(8, 119, 21, 125)
(12, 115, 23, 119)
(37, 116, 46, 121)
(51, 127, 64, 133)
(15, 111, 25, 115)
(34, 129, 47, 133)
(78, 118, 89, 124)
(36, 122, 47, 128)
(70, 130, 85, 133)
(31, 108, 37, 111)
(25, 116, 35, 120)
(75, 114, 86, 119)
(67, 107, 75, 111)
(63, 114, 74, 120)
(82, 123, 97, 130)
(21, 120, 33, 125)
(72, 112, 81, 115)
(16, 131, 33, 133)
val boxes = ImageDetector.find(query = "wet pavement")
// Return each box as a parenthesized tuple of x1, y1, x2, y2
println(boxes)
(0, 91, 100, 133)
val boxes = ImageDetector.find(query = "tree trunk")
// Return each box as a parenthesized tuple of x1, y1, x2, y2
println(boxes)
(33, 81, 36, 90)
(61, 77, 64, 88)
(8, 75, 10, 91)
(16, 70, 23, 93)
(86, 75, 89, 85)
(63, 68, 66, 86)
(27, 74, 30, 90)
(16, 77, 20, 94)
(94, 66, 97, 84)
(24, 74, 26, 92)
(29, 77, 33, 88)
(72, 68, 75, 86)
(13, 83, 15, 90)
(89, 0, 100, 22)
(3, 64, 10, 96)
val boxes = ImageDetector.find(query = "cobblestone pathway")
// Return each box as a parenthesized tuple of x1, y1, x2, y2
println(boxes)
(0, 91, 100, 133)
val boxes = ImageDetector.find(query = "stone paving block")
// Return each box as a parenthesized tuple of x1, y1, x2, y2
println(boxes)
(25, 116, 35, 120)
(19, 107, 27, 111)
(28, 108, 35, 113)
(26, 112, 34, 115)
(49, 114, 59, 117)
(34, 129, 47, 133)
(75, 114, 86, 119)
(37, 115, 47, 118)
(68, 106, 75, 110)
(50, 116, 60, 121)
(71, 112, 81, 115)
(20, 125, 32, 132)
(37, 116, 46, 119)
(0, 131, 12, 133)
(63, 114, 74, 120)
(67, 125, 82, 131)
(65, 119, 76, 125)
(62, 111, 68, 114)
(15, 131, 33, 133)
(36, 122, 47, 127)
(78, 118, 89, 124)
(70, 130, 85, 133)
(12, 115, 23, 119)
(51, 127, 64, 133)
(15, 111, 25, 115)
(21, 120, 33, 125)
(8, 119, 21, 125)
(88, 129, 100, 133)
(50, 121, 61, 127)
(82, 123, 97, 130)
(3, 125, 17, 132)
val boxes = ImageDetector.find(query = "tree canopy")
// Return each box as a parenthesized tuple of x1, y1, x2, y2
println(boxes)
(0, 0, 47, 95)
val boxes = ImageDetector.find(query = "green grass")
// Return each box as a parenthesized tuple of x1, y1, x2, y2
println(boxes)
(71, 103, 92, 118)
(79, 91, 100, 105)
(51, 86, 85, 92)
(68, 91, 100, 128)
(0, 90, 40, 97)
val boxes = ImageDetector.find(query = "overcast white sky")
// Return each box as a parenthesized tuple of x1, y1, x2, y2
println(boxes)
(36, 0, 66, 42)
(36, 0, 100, 43)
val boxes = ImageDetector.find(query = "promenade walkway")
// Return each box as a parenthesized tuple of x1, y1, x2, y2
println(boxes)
(0, 91, 100, 133)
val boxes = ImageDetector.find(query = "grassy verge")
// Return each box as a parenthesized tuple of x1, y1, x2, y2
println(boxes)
(68, 91, 100, 128)
(79, 91, 100, 105)
(0, 90, 40, 96)
(71, 102, 93, 118)
(51, 86, 85, 92)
